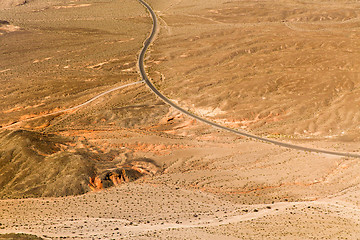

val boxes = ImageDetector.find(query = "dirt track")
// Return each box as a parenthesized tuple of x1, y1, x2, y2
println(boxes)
(1, 0, 360, 239)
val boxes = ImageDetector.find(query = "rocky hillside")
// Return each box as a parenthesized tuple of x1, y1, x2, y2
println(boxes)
(0, 130, 96, 199)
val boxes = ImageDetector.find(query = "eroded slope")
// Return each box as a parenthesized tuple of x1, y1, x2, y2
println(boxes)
(147, 0, 360, 140)
(0, 130, 97, 198)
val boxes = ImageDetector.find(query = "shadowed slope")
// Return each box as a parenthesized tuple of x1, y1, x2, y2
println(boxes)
(0, 130, 96, 199)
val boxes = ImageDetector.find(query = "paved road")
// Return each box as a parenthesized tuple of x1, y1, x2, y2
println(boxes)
(137, 0, 360, 158)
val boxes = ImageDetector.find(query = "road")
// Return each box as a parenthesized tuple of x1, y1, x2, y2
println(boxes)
(1, 81, 143, 129)
(137, 0, 360, 158)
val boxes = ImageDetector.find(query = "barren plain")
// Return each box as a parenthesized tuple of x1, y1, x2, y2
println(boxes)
(1, 0, 360, 239)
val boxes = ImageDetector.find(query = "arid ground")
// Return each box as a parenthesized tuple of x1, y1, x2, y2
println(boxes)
(1, 0, 360, 239)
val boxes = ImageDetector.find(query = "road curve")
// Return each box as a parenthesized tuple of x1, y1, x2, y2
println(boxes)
(137, 0, 360, 158)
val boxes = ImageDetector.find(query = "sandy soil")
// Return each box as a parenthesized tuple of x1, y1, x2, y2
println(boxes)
(1, 176, 360, 239)
(147, 0, 360, 141)
(1, 0, 360, 239)
(0, 0, 150, 128)
(0, 0, 27, 10)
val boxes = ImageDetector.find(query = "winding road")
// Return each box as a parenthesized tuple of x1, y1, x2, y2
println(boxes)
(137, 0, 360, 158)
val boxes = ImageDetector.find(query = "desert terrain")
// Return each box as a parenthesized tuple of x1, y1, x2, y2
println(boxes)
(1, 0, 360, 239)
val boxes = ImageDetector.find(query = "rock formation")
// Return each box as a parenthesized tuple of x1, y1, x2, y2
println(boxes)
(88, 176, 103, 191)
(88, 158, 161, 191)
